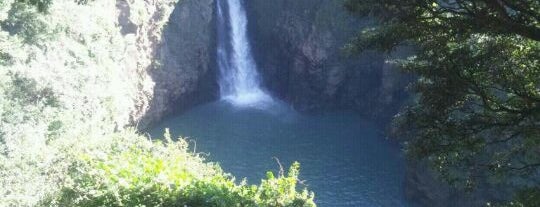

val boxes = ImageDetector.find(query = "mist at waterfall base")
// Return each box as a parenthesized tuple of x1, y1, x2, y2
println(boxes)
(148, 102, 411, 206)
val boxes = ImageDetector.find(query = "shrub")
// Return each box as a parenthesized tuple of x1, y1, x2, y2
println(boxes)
(43, 130, 315, 207)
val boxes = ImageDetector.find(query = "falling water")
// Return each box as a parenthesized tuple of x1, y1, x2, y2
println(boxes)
(216, 0, 274, 108)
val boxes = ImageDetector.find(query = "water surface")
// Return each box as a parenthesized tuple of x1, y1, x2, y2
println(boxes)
(149, 101, 410, 206)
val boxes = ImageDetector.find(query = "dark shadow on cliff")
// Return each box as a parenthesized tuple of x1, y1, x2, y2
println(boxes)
(139, 0, 219, 129)
(244, 0, 412, 127)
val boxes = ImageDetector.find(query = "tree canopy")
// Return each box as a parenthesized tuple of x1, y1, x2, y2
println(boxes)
(345, 0, 540, 205)
(16, 0, 52, 12)
(15, 0, 91, 12)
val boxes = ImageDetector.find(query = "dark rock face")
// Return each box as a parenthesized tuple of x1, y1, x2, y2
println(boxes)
(245, 0, 410, 125)
(140, 0, 218, 128)
(406, 160, 512, 207)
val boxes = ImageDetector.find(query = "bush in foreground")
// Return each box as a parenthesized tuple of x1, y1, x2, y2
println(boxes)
(42, 130, 316, 207)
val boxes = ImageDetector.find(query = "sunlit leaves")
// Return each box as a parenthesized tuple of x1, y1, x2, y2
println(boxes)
(16, 0, 52, 13)
(0, 0, 177, 206)
(46, 131, 315, 207)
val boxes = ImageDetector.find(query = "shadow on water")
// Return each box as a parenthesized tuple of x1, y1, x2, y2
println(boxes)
(148, 101, 413, 207)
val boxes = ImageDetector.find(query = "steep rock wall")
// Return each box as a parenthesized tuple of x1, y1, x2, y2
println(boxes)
(115, 0, 178, 128)
(135, 0, 217, 128)
(246, 0, 410, 125)
(136, 0, 410, 127)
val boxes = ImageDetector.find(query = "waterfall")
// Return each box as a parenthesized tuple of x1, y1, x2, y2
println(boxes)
(216, 0, 273, 108)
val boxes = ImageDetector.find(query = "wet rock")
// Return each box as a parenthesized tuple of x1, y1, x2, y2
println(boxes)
(246, 0, 410, 125)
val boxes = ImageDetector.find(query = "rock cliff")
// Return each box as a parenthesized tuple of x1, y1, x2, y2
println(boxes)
(138, 0, 218, 128)
(246, 0, 410, 125)
(118, 0, 218, 128)
(115, 0, 178, 128)
(140, 0, 410, 127)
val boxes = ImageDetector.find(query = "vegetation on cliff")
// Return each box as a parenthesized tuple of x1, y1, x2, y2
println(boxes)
(345, 0, 540, 205)
(0, 0, 314, 206)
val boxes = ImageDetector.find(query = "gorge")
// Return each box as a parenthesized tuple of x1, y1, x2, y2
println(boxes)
(144, 0, 503, 206)
(149, 0, 410, 206)
(2, 0, 528, 206)
(143, 0, 446, 206)
(142, 0, 410, 128)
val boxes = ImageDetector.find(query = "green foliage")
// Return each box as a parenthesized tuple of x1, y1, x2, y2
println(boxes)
(43, 130, 315, 207)
(0, 0, 168, 205)
(6, 72, 59, 106)
(344, 0, 540, 50)
(345, 0, 540, 205)
(15, 0, 94, 13)
(16, 0, 52, 12)
(0, 1, 316, 206)
(1, 2, 49, 44)
(500, 187, 540, 207)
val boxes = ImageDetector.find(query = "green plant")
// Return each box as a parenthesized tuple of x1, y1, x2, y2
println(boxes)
(44, 130, 315, 207)
(345, 0, 540, 204)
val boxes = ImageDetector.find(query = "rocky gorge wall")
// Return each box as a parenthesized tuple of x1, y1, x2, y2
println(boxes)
(138, 0, 218, 128)
(141, 0, 411, 128)
(118, 0, 218, 128)
(246, 0, 411, 125)
(115, 0, 179, 129)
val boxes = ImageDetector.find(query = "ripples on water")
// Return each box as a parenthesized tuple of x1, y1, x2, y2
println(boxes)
(149, 101, 412, 207)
